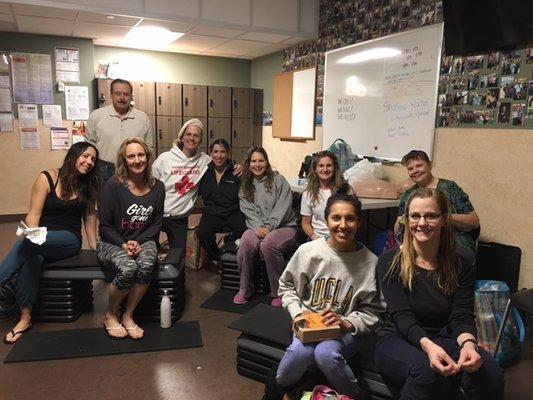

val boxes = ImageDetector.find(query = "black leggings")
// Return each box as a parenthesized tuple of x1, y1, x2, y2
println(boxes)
(197, 210, 246, 261)
(374, 331, 504, 400)
(162, 217, 188, 250)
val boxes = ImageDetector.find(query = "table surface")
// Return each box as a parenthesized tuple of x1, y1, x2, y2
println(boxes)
(290, 184, 399, 210)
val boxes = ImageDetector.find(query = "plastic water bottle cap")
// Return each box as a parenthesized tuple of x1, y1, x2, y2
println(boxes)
(163, 289, 169, 295)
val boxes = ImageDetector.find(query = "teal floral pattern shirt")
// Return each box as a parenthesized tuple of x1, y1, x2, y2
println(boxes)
(398, 178, 476, 251)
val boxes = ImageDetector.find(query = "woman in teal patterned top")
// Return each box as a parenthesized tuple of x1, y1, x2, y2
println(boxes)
(394, 150, 479, 265)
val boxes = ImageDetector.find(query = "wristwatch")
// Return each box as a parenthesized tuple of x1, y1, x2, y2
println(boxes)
(460, 338, 479, 353)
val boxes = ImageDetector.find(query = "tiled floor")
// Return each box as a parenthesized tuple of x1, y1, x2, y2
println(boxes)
(0, 220, 531, 399)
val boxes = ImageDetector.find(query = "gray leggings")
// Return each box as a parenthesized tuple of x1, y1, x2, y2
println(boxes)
(97, 240, 158, 290)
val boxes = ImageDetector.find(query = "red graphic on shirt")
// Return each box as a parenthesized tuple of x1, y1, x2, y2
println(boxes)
(174, 175, 196, 195)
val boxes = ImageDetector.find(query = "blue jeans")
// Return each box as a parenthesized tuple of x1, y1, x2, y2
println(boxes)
(0, 231, 80, 309)
(276, 333, 365, 397)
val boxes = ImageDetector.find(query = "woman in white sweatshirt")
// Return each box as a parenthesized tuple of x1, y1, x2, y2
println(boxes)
(275, 186, 385, 399)
(152, 118, 211, 250)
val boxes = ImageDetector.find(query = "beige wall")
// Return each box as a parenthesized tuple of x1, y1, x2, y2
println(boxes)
(1, 120, 68, 215)
(263, 126, 533, 288)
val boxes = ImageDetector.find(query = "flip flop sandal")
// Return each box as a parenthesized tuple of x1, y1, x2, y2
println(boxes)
(124, 325, 143, 340)
(3, 324, 33, 345)
(103, 321, 127, 339)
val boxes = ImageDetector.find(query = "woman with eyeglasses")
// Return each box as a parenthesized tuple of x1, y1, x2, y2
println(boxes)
(394, 150, 479, 265)
(375, 188, 504, 400)
(301, 151, 348, 240)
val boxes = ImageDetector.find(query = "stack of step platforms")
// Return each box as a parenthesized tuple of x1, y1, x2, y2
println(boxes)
(38, 249, 185, 323)
(229, 304, 394, 400)
(219, 242, 270, 295)
(33, 280, 93, 323)
(131, 261, 186, 322)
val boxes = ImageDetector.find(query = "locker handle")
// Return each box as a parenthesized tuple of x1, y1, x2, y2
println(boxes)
(185, 98, 189, 107)
(233, 99, 237, 109)
(210, 130, 213, 139)
(233, 130, 237, 138)
(158, 96, 162, 105)
(158, 129, 163, 140)
(209, 99, 214, 108)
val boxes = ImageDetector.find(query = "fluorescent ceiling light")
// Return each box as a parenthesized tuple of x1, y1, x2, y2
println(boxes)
(338, 47, 401, 64)
(121, 26, 184, 50)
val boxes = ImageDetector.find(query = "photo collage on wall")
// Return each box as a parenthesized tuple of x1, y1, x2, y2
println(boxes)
(281, 0, 442, 125)
(438, 47, 533, 128)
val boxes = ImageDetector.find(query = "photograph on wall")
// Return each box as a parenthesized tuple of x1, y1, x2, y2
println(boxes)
(486, 89, 499, 108)
(487, 52, 500, 70)
(500, 50, 521, 74)
(480, 73, 498, 88)
(475, 109, 494, 124)
(467, 91, 486, 106)
(453, 57, 465, 75)
(451, 76, 466, 90)
(466, 55, 484, 71)
(511, 103, 525, 125)
(527, 48, 533, 64)
(460, 109, 476, 124)
(449, 107, 460, 126)
(527, 94, 533, 118)
(438, 94, 452, 107)
(438, 107, 450, 127)
(467, 72, 479, 90)
(500, 76, 516, 99)
(497, 102, 511, 123)
(453, 91, 468, 105)
(513, 78, 527, 100)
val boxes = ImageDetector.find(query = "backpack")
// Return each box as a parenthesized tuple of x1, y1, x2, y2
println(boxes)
(327, 139, 357, 172)
(474, 280, 526, 364)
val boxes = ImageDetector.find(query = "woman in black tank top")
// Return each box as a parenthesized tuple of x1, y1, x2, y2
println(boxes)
(1, 142, 99, 344)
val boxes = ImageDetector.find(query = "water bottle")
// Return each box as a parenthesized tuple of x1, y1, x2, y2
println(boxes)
(160, 289, 172, 328)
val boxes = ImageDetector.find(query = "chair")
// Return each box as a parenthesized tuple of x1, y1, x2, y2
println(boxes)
(493, 288, 532, 357)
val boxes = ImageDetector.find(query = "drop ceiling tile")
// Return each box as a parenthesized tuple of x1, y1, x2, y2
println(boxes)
(280, 36, 306, 46)
(300, 0, 318, 35)
(189, 25, 244, 38)
(209, 39, 269, 56)
(137, 19, 193, 33)
(0, 3, 10, 14)
(16, 16, 74, 36)
(0, 20, 16, 31)
(12, 4, 77, 20)
(0, 12, 13, 22)
(238, 31, 291, 43)
(253, 0, 298, 32)
(85, 0, 143, 13)
(145, 0, 199, 19)
(78, 11, 140, 27)
(202, 0, 250, 26)
(73, 22, 130, 41)
(169, 33, 227, 52)
(93, 40, 120, 47)
(244, 43, 288, 59)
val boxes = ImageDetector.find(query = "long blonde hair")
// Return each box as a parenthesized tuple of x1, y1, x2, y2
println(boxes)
(306, 151, 347, 207)
(115, 137, 155, 187)
(387, 188, 459, 294)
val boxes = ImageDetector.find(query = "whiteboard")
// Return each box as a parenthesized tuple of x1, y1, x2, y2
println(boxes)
(323, 23, 443, 161)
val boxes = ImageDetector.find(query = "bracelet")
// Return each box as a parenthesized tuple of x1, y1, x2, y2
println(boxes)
(460, 338, 479, 352)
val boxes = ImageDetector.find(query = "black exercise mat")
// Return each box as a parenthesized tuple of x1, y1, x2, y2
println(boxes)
(200, 289, 271, 314)
(4, 320, 202, 363)
(228, 303, 292, 347)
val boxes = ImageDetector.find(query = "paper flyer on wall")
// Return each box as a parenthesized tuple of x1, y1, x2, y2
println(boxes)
(17, 104, 39, 128)
(19, 127, 40, 150)
(55, 47, 80, 83)
(50, 127, 70, 149)
(42, 104, 62, 127)
(65, 86, 89, 120)
(11, 53, 53, 104)
(0, 88, 12, 112)
(0, 112, 14, 132)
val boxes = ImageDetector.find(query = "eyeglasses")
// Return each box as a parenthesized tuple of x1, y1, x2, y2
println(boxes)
(408, 213, 441, 222)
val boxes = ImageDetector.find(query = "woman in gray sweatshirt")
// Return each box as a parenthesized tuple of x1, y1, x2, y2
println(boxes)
(234, 147, 297, 307)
